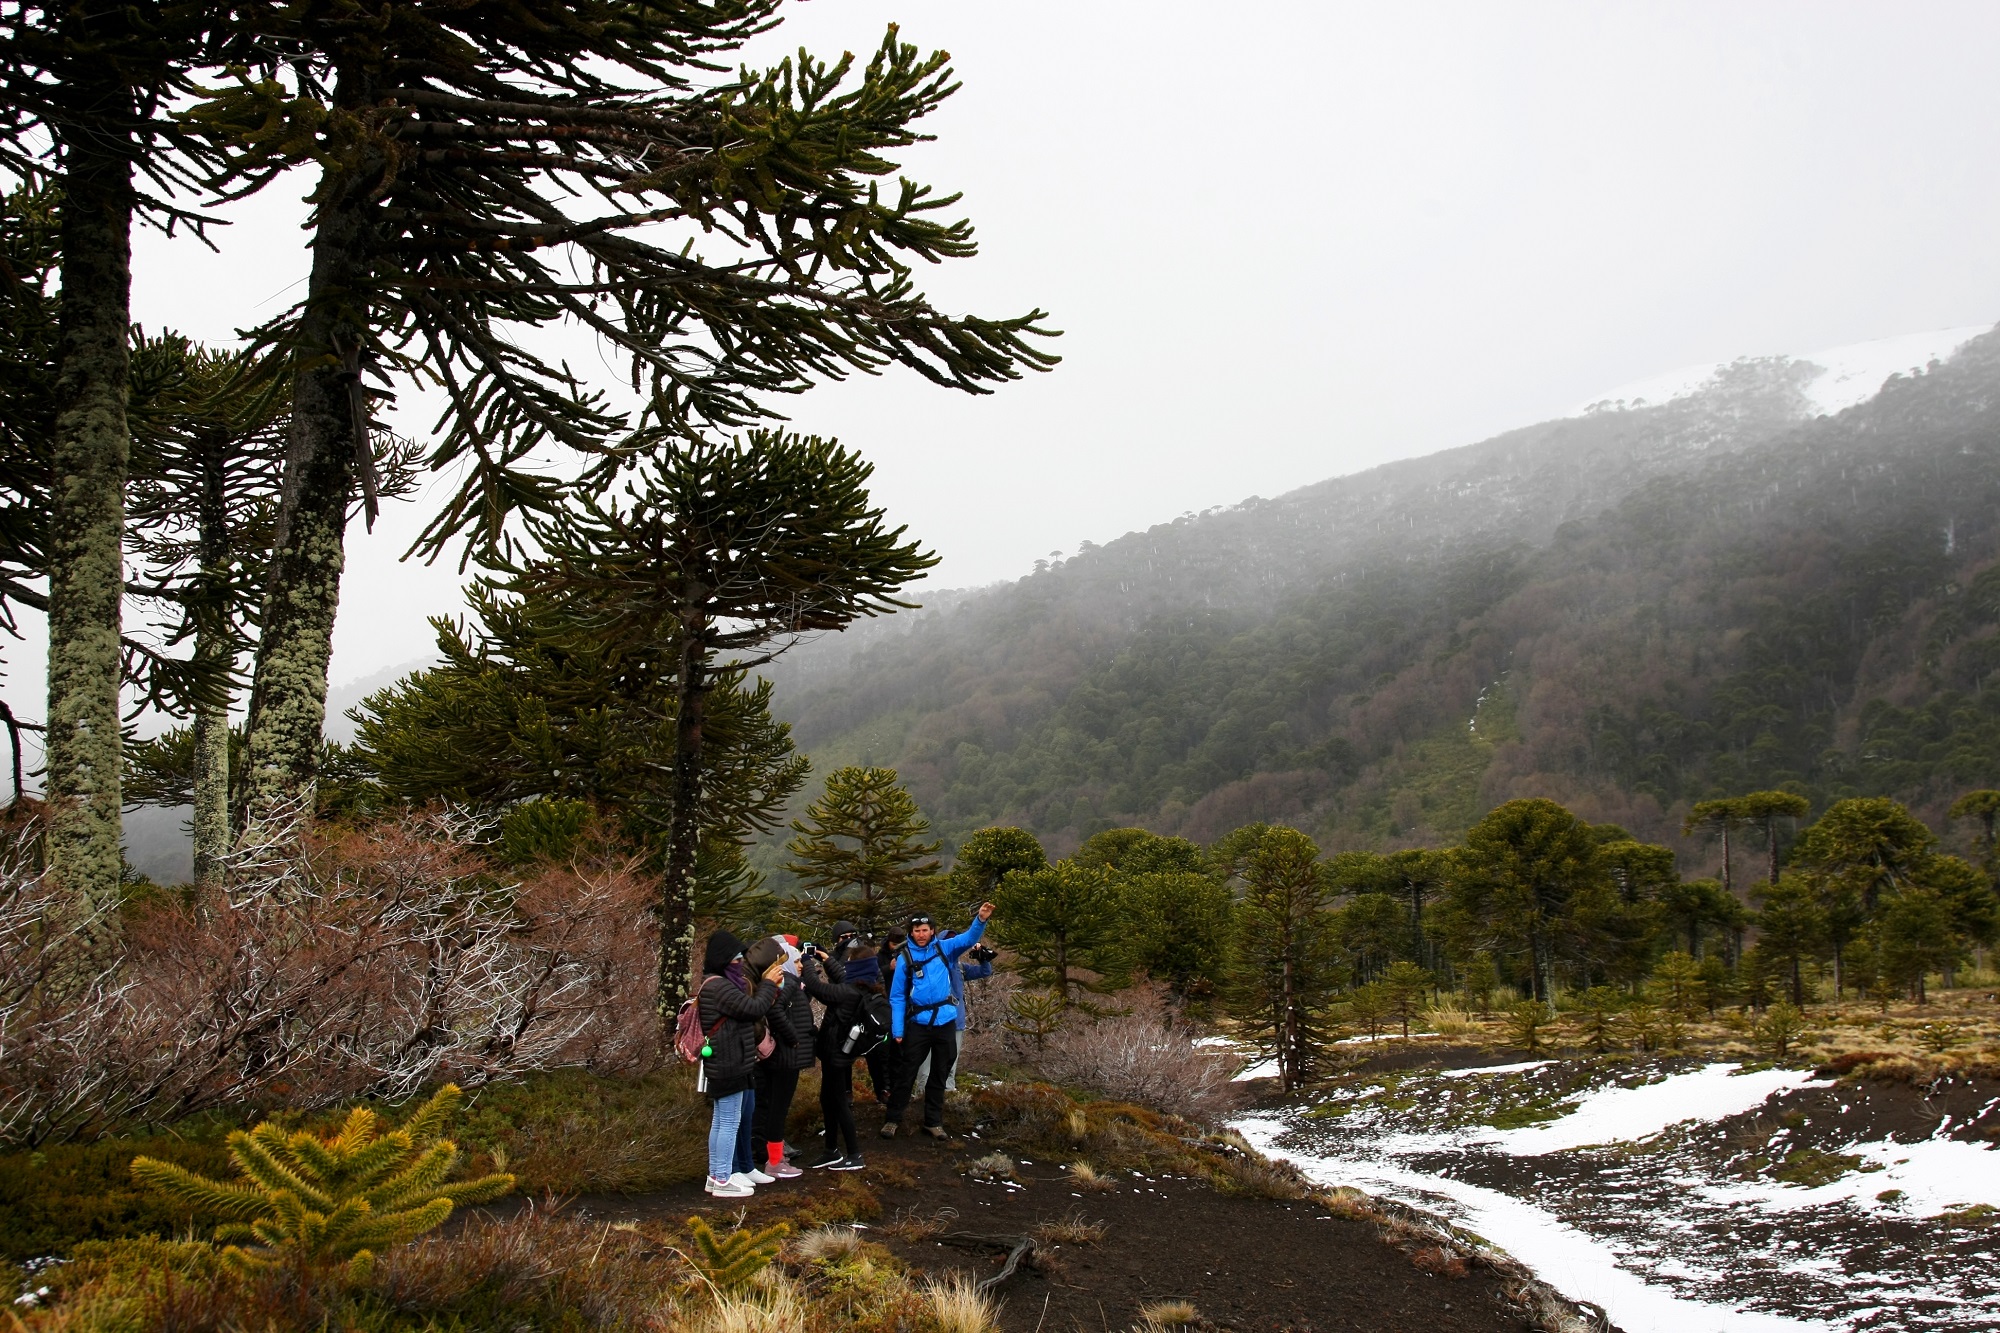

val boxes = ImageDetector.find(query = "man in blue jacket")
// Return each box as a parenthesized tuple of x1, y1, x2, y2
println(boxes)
(882, 901, 995, 1139)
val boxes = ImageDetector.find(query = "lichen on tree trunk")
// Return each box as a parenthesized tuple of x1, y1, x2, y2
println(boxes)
(243, 136, 371, 815)
(190, 691, 230, 885)
(658, 626, 708, 1019)
(190, 435, 232, 886)
(44, 108, 134, 916)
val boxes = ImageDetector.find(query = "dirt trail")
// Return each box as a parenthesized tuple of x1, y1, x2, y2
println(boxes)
(526, 1129, 1550, 1333)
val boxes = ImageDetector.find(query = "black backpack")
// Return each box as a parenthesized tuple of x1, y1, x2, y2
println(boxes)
(850, 990, 893, 1055)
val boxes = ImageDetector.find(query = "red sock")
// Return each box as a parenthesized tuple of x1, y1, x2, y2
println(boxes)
(768, 1142, 785, 1167)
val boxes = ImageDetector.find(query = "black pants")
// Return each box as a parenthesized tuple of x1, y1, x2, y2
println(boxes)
(863, 1041, 895, 1103)
(819, 1061, 859, 1156)
(885, 1022, 957, 1127)
(752, 1065, 800, 1160)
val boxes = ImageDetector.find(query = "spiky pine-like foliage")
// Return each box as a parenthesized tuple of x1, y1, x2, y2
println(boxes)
(130, 1083, 513, 1281)
(687, 1214, 789, 1291)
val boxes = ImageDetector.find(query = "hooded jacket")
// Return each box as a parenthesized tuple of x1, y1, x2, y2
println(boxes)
(696, 929, 778, 1098)
(888, 917, 986, 1037)
(760, 937, 817, 1073)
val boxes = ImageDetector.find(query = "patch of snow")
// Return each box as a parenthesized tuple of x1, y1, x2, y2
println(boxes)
(1231, 1058, 1280, 1082)
(1471, 1063, 1820, 1155)
(1435, 1060, 1551, 1079)
(1794, 326, 1991, 415)
(1333, 1031, 1444, 1045)
(1567, 324, 1991, 419)
(1704, 1134, 2000, 1217)
(1232, 1116, 1830, 1333)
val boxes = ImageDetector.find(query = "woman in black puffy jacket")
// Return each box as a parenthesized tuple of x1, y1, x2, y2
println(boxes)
(697, 930, 783, 1197)
(801, 944, 882, 1169)
(752, 937, 815, 1178)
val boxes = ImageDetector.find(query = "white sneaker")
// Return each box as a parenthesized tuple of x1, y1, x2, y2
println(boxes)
(729, 1172, 762, 1191)
(706, 1176, 753, 1197)
(746, 1167, 776, 1185)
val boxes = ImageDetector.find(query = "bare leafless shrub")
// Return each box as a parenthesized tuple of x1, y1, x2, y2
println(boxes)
(1025, 989, 1243, 1124)
(0, 824, 136, 1145)
(0, 806, 663, 1145)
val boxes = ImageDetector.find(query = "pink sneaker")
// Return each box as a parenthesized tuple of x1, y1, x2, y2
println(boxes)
(767, 1159, 804, 1179)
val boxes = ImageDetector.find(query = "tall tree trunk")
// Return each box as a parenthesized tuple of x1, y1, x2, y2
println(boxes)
(191, 694, 229, 883)
(660, 622, 709, 1017)
(1719, 823, 1733, 898)
(244, 117, 373, 814)
(1280, 921, 1297, 1091)
(1766, 822, 1781, 886)
(45, 96, 134, 918)
(1409, 882, 1425, 967)
(190, 440, 231, 886)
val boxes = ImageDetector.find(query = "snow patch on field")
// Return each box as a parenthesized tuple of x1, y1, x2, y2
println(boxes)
(1234, 1115, 1829, 1333)
(1706, 1134, 2000, 1217)
(1436, 1060, 1551, 1079)
(1472, 1063, 1817, 1154)
(1232, 1060, 2000, 1331)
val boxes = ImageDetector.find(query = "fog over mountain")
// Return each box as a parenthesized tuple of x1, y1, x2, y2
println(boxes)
(124, 325, 2000, 881)
(758, 324, 2000, 871)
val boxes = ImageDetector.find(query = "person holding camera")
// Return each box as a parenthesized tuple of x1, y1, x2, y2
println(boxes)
(751, 937, 813, 1179)
(881, 902, 995, 1140)
(864, 928, 907, 1105)
(799, 941, 881, 1170)
(696, 931, 786, 1197)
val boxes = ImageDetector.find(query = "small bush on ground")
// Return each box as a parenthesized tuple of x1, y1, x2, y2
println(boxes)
(1020, 987, 1241, 1124)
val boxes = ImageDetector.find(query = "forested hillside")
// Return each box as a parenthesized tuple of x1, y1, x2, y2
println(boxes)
(765, 331, 2000, 868)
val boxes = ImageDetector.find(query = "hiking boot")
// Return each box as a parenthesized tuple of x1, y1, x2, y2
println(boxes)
(706, 1175, 754, 1197)
(878, 1121, 899, 1139)
(920, 1124, 947, 1140)
(829, 1155, 867, 1171)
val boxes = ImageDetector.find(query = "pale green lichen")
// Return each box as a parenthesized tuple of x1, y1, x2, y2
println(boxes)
(44, 152, 133, 920)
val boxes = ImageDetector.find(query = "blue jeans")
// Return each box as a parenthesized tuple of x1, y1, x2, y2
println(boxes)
(736, 1088, 757, 1174)
(708, 1090, 750, 1182)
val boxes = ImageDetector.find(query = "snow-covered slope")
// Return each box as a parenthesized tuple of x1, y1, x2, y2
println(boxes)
(1571, 324, 1994, 418)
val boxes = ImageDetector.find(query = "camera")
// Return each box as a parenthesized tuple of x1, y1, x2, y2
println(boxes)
(970, 944, 997, 963)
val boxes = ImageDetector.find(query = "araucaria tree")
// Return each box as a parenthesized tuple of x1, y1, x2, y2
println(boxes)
(1222, 824, 1337, 1092)
(524, 435, 936, 1008)
(1445, 799, 1612, 1005)
(785, 766, 942, 938)
(993, 858, 1126, 1005)
(354, 578, 809, 909)
(183, 6, 1052, 811)
(0, 0, 219, 908)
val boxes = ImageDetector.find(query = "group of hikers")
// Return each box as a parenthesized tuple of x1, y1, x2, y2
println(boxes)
(691, 901, 998, 1197)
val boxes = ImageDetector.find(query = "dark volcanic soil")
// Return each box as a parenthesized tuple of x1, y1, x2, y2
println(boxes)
(538, 1129, 1542, 1333)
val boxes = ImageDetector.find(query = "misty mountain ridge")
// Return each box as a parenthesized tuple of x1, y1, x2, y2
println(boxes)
(761, 322, 2000, 866)
(771, 325, 1992, 691)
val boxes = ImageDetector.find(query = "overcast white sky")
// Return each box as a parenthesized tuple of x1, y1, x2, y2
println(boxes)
(23, 0, 2000, 716)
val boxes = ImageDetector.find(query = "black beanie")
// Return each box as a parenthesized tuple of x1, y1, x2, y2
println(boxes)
(703, 930, 744, 976)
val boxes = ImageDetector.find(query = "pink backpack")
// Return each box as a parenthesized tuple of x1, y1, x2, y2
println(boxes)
(674, 980, 727, 1064)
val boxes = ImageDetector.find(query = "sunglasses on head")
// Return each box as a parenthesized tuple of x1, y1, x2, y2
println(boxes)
(908, 916, 933, 927)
